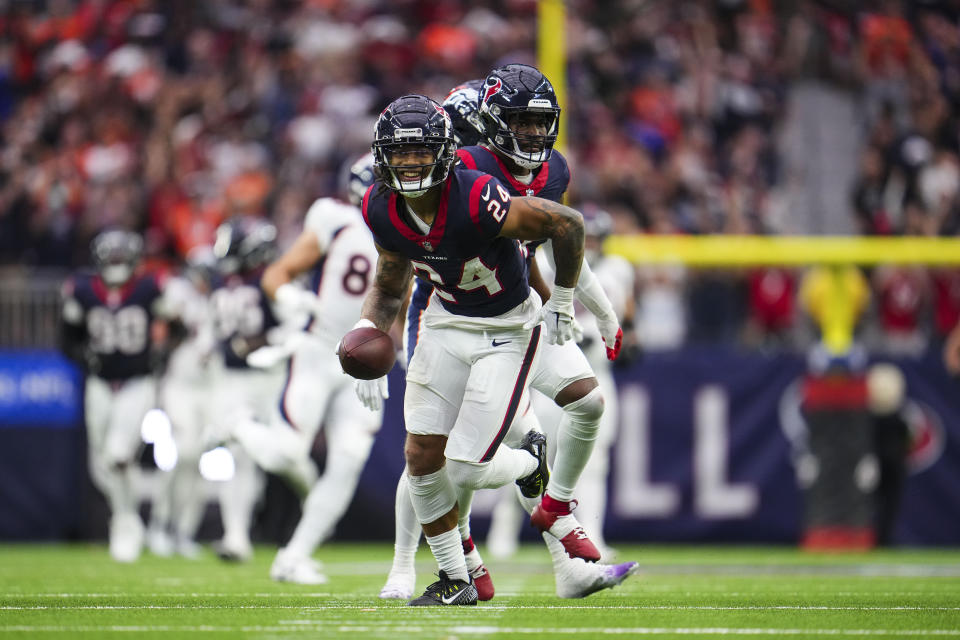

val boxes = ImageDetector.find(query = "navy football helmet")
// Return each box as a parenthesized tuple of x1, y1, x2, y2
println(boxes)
(372, 94, 456, 198)
(478, 64, 561, 169)
(343, 151, 376, 206)
(582, 204, 613, 240)
(91, 229, 143, 287)
(582, 204, 613, 267)
(442, 79, 485, 147)
(213, 216, 277, 275)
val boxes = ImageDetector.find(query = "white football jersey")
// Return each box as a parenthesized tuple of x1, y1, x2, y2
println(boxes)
(302, 197, 379, 346)
(162, 275, 216, 383)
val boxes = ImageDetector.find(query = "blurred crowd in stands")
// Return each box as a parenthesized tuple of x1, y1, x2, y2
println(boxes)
(1, 0, 959, 356)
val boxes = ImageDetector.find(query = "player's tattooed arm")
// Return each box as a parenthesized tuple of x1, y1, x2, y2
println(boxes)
(501, 196, 584, 288)
(362, 246, 413, 332)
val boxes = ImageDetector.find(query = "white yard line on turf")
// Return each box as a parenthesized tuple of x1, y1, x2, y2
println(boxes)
(3, 605, 959, 611)
(1, 626, 960, 636)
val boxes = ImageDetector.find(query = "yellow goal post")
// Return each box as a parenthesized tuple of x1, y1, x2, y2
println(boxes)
(603, 234, 960, 267)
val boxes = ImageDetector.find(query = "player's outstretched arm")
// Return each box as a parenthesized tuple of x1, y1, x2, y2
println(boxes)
(500, 195, 584, 288)
(362, 245, 413, 333)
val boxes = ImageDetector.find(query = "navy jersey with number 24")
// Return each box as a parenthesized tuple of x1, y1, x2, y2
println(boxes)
(362, 166, 529, 318)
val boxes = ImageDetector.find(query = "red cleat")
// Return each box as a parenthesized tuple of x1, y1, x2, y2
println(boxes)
(469, 564, 495, 601)
(530, 500, 601, 563)
(463, 536, 495, 601)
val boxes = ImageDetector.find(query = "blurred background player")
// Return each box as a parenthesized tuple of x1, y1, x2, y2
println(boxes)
(228, 154, 384, 584)
(59, 229, 178, 562)
(488, 205, 636, 561)
(208, 216, 283, 562)
(147, 246, 219, 558)
(380, 69, 637, 601)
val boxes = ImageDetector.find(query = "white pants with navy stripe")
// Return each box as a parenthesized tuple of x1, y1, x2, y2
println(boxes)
(404, 321, 542, 463)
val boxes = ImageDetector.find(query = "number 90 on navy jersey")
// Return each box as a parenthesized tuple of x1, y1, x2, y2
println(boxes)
(362, 167, 530, 318)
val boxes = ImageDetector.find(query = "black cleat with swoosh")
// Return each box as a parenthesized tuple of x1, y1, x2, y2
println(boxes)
(407, 571, 478, 606)
(516, 429, 549, 498)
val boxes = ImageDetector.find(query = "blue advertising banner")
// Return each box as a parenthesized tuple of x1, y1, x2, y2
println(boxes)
(0, 351, 82, 427)
(0, 351, 85, 538)
(361, 346, 960, 545)
(2, 348, 957, 544)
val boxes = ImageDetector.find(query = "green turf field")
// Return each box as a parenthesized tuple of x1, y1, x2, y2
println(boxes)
(1, 543, 958, 638)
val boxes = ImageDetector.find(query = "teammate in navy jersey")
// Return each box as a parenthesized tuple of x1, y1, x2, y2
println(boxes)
(470, 64, 624, 558)
(208, 216, 284, 562)
(60, 229, 175, 563)
(353, 93, 586, 606)
(382, 66, 636, 602)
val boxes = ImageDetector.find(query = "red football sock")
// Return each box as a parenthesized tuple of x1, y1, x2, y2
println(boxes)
(541, 494, 571, 514)
(461, 536, 475, 553)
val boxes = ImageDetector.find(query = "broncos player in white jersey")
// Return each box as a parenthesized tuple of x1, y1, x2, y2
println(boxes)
(229, 155, 384, 584)
(208, 217, 285, 562)
(148, 247, 219, 558)
(60, 229, 180, 562)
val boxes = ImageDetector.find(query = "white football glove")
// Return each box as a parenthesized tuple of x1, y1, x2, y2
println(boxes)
(246, 332, 307, 368)
(275, 283, 322, 318)
(523, 285, 577, 345)
(355, 376, 389, 411)
(595, 313, 623, 361)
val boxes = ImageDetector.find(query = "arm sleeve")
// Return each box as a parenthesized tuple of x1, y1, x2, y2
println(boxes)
(574, 258, 618, 322)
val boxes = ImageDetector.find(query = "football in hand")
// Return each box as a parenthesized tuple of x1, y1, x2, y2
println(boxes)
(338, 326, 396, 380)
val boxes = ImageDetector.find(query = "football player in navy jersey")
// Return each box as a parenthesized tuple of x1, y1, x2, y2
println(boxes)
(60, 229, 176, 562)
(469, 64, 625, 556)
(208, 216, 284, 562)
(381, 67, 637, 601)
(353, 93, 586, 606)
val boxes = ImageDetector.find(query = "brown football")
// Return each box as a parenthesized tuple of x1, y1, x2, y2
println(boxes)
(338, 326, 396, 380)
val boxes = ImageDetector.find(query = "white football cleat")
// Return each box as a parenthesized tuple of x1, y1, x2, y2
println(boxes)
(598, 544, 619, 563)
(214, 533, 253, 563)
(555, 559, 640, 599)
(175, 535, 202, 560)
(270, 550, 327, 585)
(109, 511, 144, 563)
(378, 570, 416, 599)
(147, 525, 175, 557)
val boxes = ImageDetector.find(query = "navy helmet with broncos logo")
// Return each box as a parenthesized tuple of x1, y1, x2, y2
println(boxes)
(372, 94, 456, 198)
(442, 79, 485, 147)
(479, 64, 561, 170)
